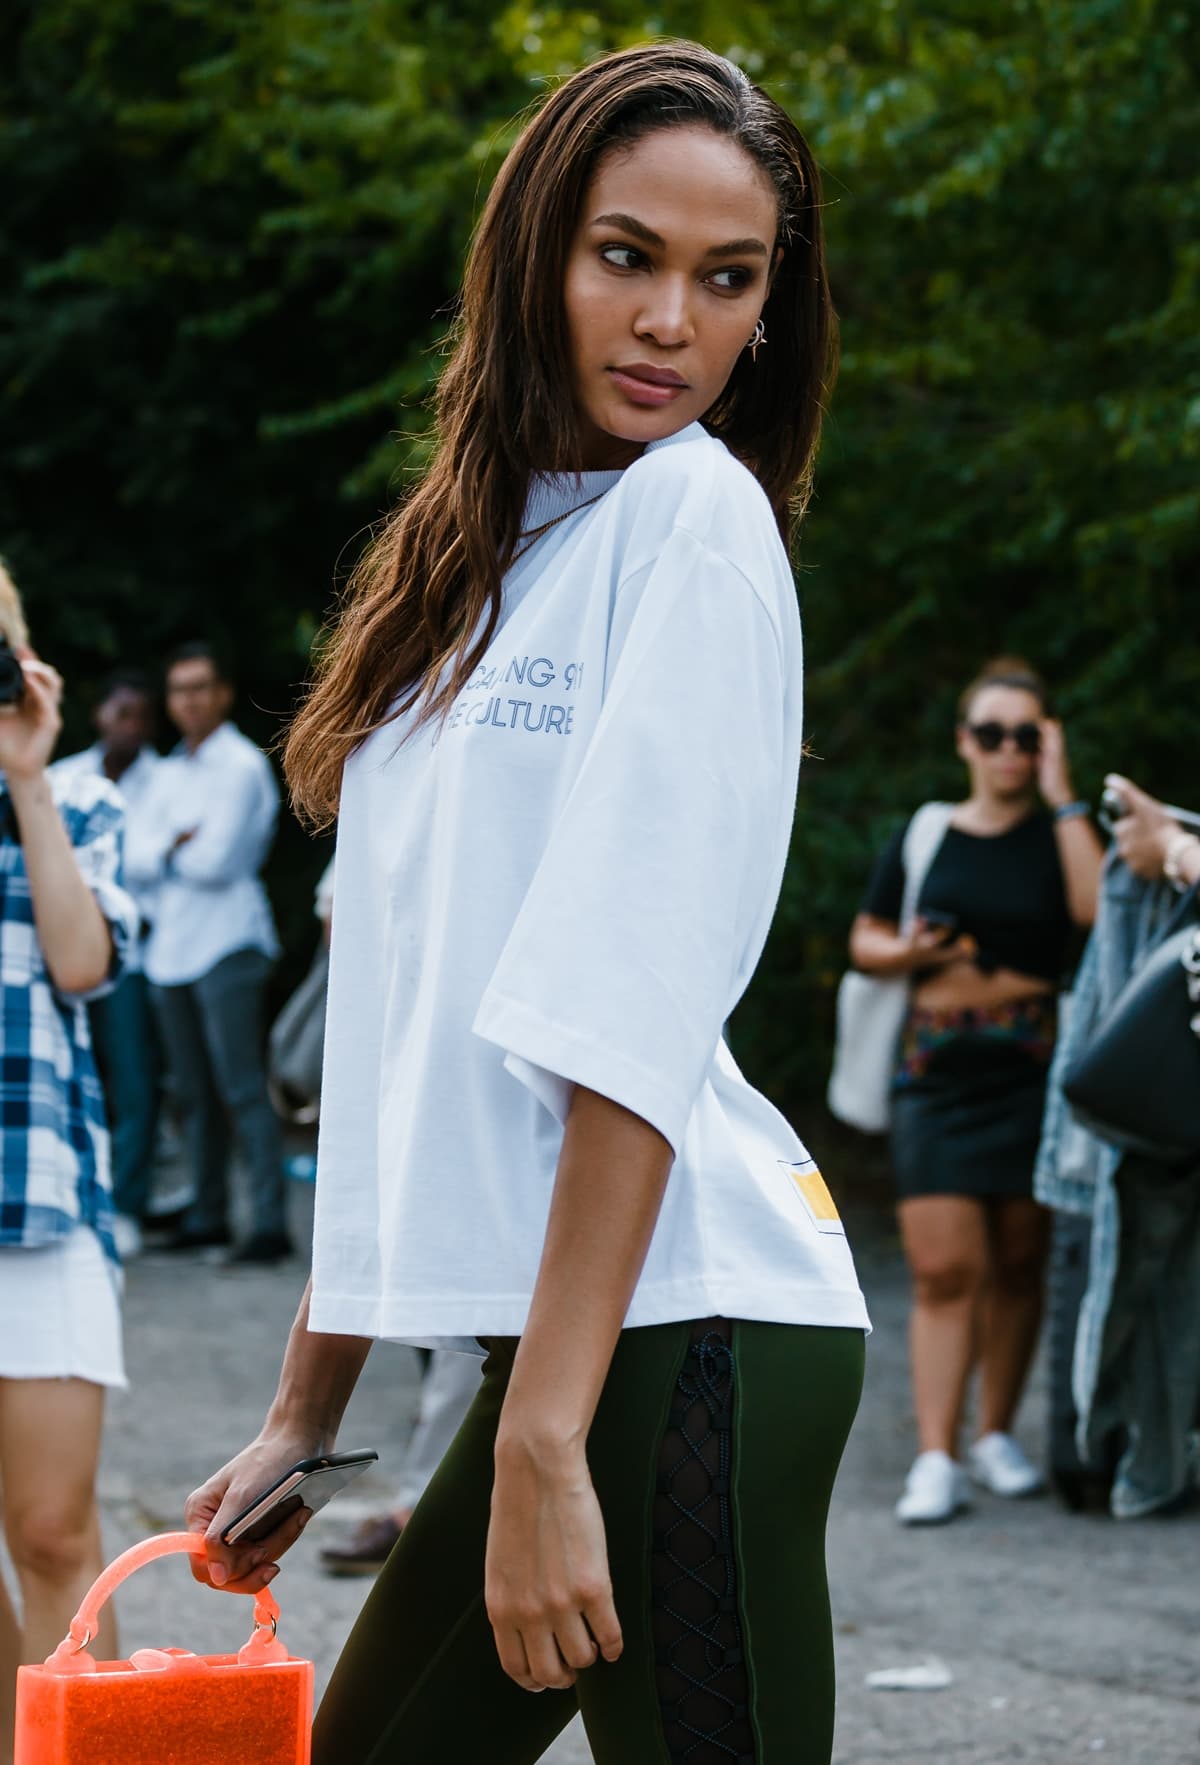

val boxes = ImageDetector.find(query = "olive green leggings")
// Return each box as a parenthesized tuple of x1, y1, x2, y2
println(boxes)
(313, 1319, 864, 1765)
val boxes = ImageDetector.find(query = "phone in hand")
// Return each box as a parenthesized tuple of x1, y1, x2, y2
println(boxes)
(919, 910, 959, 940)
(220, 1449, 378, 1547)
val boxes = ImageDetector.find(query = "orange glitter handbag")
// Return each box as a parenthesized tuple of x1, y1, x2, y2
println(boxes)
(14, 1532, 313, 1764)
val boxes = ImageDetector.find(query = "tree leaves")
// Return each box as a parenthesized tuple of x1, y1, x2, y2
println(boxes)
(2, 0, 1196, 1095)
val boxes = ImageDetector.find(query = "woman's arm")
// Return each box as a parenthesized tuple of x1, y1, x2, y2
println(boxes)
(849, 912, 977, 979)
(1107, 773, 1200, 887)
(1167, 834, 1200, 889)
(486, 1085, 672, 1694)
(1040, 720, 1103, 925)
(1052, 812, 1104, 926)
(1, 662, 113, 994)
(184, 1278, 372, 1593)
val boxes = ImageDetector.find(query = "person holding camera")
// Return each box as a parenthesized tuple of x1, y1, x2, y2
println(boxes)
(0, 562, 138, 1758)
(849, 657, 1103, 1524)
(1103, 773, 1200, 890)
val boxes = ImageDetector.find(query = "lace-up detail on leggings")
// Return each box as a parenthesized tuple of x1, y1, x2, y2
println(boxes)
(652, 1318, 756, 1763)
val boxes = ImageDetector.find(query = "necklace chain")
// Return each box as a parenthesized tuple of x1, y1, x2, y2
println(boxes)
(511, 491, 606, 566)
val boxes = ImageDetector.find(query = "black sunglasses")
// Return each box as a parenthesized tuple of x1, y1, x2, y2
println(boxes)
(967, 720, 1041, 755)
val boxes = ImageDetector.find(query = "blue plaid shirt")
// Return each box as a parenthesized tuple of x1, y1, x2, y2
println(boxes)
(0, 771, 138, 1265)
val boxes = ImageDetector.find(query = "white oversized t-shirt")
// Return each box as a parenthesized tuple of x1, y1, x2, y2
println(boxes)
(310, 421, 870, 1344)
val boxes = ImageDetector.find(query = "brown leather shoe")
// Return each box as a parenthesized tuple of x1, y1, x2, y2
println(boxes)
(318, 1512, 405, 1577)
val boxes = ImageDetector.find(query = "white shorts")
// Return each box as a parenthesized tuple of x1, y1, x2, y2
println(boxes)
(0, 1225, 126, 1388)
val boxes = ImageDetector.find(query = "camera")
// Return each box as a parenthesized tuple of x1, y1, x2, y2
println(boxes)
(1099, 782, 1200, 838)
(0, 634, 25, 707)
(1098, 784, 1128, 831)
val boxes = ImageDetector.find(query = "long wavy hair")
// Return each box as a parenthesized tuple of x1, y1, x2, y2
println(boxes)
(285, 40, 837, 827)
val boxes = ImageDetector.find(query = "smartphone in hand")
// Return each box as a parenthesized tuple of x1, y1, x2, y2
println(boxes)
(220, 1449, 378, 1546)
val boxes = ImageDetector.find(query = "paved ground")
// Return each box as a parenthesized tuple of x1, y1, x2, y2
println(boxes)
(75, 1181, 1200, 1762)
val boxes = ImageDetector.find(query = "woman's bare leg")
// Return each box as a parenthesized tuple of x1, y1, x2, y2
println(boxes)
(898, 1196, 989, 1456)
(0, 1378, 115, 1670)
(0, 1564, 19, 1765)
(977, 1198, 1052, 1437)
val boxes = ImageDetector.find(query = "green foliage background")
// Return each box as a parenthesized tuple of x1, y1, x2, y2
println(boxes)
(3, 1, 1198, 1105)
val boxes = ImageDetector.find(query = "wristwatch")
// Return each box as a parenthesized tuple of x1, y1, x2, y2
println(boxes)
(1163, 829, 1200, 891)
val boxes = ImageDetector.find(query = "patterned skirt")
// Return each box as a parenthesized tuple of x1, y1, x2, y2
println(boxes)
(890, 996, 1057, 1201)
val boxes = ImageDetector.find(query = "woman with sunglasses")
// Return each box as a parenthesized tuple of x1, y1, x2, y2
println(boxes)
(850, 657, 1103, 1525)
(186, 42, 869, 1764)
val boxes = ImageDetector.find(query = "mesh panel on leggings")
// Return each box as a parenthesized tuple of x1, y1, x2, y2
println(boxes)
(651, 1318, 756, 1764)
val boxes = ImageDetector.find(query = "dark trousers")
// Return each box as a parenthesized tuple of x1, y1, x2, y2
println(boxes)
(313, 1319, 865, 1765)
(151, 947, 286, 1238)
(89, 969, 161, 1219)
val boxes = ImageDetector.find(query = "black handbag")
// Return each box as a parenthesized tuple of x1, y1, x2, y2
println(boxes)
(1063, 890, 1200, 1162)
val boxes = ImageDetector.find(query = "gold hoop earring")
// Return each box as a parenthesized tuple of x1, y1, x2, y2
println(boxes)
(748, 319, 767, 362)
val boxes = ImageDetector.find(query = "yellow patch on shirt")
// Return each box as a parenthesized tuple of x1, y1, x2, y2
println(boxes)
(786, 1160, 845, 1236)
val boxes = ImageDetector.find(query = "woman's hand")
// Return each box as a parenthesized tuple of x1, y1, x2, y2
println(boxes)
(184, 1428, 324, 1596)
(849, 913, 977, 979)
(0, 657, 63, 780)
(1038, 718, 1076, 811)
(907, 919, 978, 970)
(486, 1434, 623, 1693)
(1106, 773, 1183, 881)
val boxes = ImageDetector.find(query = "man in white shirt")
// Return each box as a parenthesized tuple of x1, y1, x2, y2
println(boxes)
(127, 643, 290, 1264)
(52, 669, 162, 1255)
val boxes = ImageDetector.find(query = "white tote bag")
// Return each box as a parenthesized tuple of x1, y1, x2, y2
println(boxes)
(826, 802, 955, 1134)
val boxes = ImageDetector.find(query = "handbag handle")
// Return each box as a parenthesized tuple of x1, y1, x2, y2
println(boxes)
(43, 1532, 287, 1676)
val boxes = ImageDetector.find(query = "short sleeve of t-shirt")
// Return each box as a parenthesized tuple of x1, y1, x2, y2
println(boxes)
(473, 526, 787, 1156)
(860, 824, 907, 922)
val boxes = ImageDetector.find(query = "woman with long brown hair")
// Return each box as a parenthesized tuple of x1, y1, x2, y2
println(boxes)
(187, 42, 868, 1763)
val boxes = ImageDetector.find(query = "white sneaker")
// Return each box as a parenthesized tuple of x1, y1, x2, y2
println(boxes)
(112, 1213, 144, 1260)
(895, 1451, 971, 1525)
(968, 1432, 1044, 1498)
